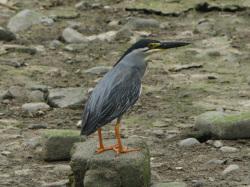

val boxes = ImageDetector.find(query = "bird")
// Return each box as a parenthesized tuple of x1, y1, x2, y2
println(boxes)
(81, 39, 190, 154)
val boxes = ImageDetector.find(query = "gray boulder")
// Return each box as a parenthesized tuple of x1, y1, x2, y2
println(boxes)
(0, 27, 16, 41)
(195, 111, 250, 139)
(7, 9, 53, 33)
(48, 87, 87, 108)
(70, 138, 150, 187)
(41, 129, 82, 161)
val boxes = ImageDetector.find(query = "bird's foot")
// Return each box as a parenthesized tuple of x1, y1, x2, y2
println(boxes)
(95, 144, 118, 154)
(112, 146, 140, 155)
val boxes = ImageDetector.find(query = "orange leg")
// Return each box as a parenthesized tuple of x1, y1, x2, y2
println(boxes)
(112, 118, 140, 154)
(96, 128, 114, 153)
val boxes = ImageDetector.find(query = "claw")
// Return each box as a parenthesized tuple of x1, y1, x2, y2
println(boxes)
(112, 146, 140, 155)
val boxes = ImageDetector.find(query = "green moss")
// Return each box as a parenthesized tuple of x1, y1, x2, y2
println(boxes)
(42, 129, 80, 138)
(213, 112, 250, 124)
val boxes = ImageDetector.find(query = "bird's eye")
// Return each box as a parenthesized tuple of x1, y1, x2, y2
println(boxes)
(148, 43, 160, 49)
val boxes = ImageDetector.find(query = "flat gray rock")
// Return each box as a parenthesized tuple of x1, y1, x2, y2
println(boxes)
(7, 9, 53, 33)
(195, 111, 250, 139)
(48, 87, 87, 108)
(70, 138, 150, 187)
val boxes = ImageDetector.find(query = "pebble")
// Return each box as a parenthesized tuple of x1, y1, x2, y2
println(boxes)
(76, 120, 82, 128)
(213, 140, 223, 148)
(53, 164, 72, 175)
(24, 137, 41, 149)
(14, 169, 31, 176)
(0, 26, 16, 41)
(220, 146, 238, 153)
(222, 164, 239, 175)
(84, 66, 111, 75)
(152, 129, 165, 138)
(179, 138, 200, 147)
(1, 151, 11, 156)
(29, 90, 44, 102)
(49, 40, 63, 50)
(41, 179, 68, 187)
(62, 27, 87, 43)
(28, 123, 48, 129)
(206, 159, 226, 165)
(22, 102, 50, 114)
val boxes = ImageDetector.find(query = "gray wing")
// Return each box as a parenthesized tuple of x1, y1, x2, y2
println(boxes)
(81, 67, 141, 135)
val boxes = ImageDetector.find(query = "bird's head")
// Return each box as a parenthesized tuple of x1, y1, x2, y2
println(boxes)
(115, 39, 190, 66)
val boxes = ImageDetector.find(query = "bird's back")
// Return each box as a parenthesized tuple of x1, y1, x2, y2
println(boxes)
(81, 63, 142, 135)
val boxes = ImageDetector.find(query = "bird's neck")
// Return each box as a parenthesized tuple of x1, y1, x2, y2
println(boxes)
(119, 50, 147, 78)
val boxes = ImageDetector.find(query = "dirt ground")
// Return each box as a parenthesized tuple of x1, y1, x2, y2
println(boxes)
(0, 0, 250, 186)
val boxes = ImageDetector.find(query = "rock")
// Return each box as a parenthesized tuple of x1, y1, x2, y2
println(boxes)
(41, 129, 82, 161)
(213, 140, 223, 148)
(1, 151, 11, 156)
(53, 164, 72, 176)
(24, 137, 41, 149)
(28, 123, 48, 129)
(179, 138, 200, 147)
(49, 40, 63, 50)
(84, 66, 112, 75)
(115, 27, 133, 41)
(41, 180, 69, 187)
(0, 27, 16, 41)
(0, 90, 10, 100)
(206, 159, 226, 165)
(48, 87, 87, 108)
(7, 9, 53, 33)
(29, 90, 44, 102)
(152, 129, 165, 138)
(152, 182, 187, 187)
(64, 43, 89, 52)
(70, 138, 150, 187)
(7, 86, 28, 101)
(222, 164, 239, 175)
(62, 27, 88, 43)
(220, 146, 238, 153)
(125, 17, 160, 30)
(22, 102, 50, 114)
(27, 84, 49, 93)
(14, 169, 31, 176)
(195, 111, 250, 139)
(49, 8, 79, 19)
(88, 31, 117, 42)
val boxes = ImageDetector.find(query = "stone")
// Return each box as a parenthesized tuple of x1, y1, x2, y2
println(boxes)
(1, 151, 11, 156)
(48, 87, 87, 108)
(22, 102, 50, 114)
(53, 164, 72, 176)
(7, 86, 28, 101)
(41, 129, 82, 161)
(7, 9, 53, 33)
(14, 169, 31, 176)
(179, 138, 200, 147)
(70, 138, 150, 187)
(213, 140, 223, 148)
(28, 123, 48, 129)
(195, 111, 250, 139)
(49, 40, 63, 50)
(152, 182, 187, 187)
(24, 137, 41, 149)
(49, 8, 79, 19)
(29, 90, 44, 102)
(0, 26, 16, 41)
(41, 180, 69, 187)
(222, 164, 239, 175)
(0, 90, 10, 100)
(84, 66, 112, 75)
(220, 146, 238, 153)
(62, 27, 88, 43)
(125, 17, 160, 30)
(206, 159, 226, 165)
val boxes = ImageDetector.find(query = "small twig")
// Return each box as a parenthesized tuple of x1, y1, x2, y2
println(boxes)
(0, 2, 18, 11)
